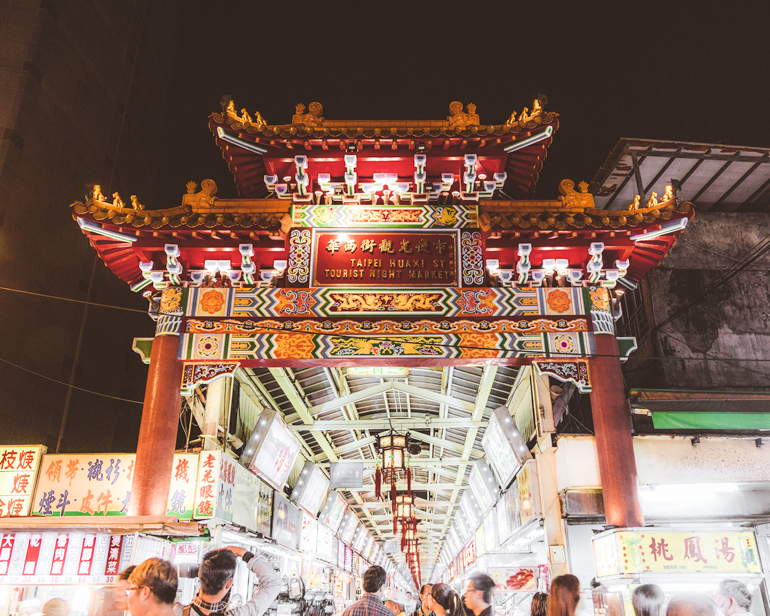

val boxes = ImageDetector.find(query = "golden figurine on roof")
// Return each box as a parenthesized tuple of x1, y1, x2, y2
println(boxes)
(292, 102, 324, 126)
(446, 101, 480, 127)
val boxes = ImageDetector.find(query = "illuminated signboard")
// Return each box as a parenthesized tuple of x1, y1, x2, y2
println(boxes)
(33, 452, 198, 520)
(469, 460, 498, 514)
(319, 491, 348, 533)
(340, 510, 359, 544)
(299, 511, 318, 553)
(0, 531, 133, 583)
(347, 367, 409, 378)
(592, 529, 762, 577)
(241, 410, 302, 491)
(482, 407, 527, 490)
(272, 491, 300, 549)
(517, 460, 541, 526)
(292, 461, 329, 517)
(0, 445, 45, 518)
(312, 230, 459, 287)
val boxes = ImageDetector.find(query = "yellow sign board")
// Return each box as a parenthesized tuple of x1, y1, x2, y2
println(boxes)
(0, 445, 45, 517)
(347, 367, 408, 377)
(593, 529, 762, 577)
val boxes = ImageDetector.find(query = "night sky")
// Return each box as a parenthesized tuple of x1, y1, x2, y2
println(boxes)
(34, 2, 770, 453)
(153, 2, 770, 208)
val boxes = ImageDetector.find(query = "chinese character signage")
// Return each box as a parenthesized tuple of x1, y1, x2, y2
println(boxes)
(273, 491, 300, 550)
(193, 451, 235, 521)
(0, 445, 45, 517)
(299, 511, 318, 553)
(462, 539, 476, 568)
(517, 460, 541, 526)
(33, 453, 197, 518)
(0, 531, 132, 583)
(312, 231, 459, 287)
(166, 453, 199, 520)
(592, 529, 762, 577)
(242, 411, 302, 492)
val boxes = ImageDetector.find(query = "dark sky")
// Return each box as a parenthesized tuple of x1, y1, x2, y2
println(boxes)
(154, 1, 770, 207)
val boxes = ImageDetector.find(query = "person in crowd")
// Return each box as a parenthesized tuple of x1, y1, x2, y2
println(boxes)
(41, 598, 70, 616)
(632, 584, 666, 616)
(463, 574, 495, 616)
(547, 575, 581, 616)
(714, 580, 753, 616)
(184, 546, 280, 616)
(530, 593, 549, 616)
(666, 593, 721, 616)
(126, 558, 179, 616)
(343, 566, 394, 616)
(386, 601, 406, 616)
(412, 585, 434, 616)
(430, 584, 464, 616)
(113, 565, 137, 612)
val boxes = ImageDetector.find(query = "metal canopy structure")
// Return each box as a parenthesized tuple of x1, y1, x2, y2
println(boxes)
(592, 139, 770, 212)
(235, 365, 519, 579)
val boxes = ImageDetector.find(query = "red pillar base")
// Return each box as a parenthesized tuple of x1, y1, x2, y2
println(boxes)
(128, 334, 183, 517)
(590, 334, 644, 527)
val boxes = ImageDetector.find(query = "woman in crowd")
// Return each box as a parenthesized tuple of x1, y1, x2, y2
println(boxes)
(632, 585, 666, 616)
(531, 593, 549, 616)
(548, 575, 581, 616)
(430, 583, 465, 616)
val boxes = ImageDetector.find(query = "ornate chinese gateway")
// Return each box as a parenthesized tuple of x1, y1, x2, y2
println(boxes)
(71, 98, 692, 522)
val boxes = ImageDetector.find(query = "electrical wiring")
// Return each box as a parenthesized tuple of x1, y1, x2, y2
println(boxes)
(0, 285, 146, 313)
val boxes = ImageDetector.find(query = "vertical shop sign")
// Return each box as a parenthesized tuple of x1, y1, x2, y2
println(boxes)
(105, 535, 123, 576)
(193, 451, 235, 521)
(166, 453, 199, 520)
(0, 445, 45, 517)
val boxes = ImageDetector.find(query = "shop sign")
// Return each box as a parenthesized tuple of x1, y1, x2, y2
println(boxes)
(318, 524, 334, 563)
(469, 461, 497, 515)
(292, 461, 329, 517)
(488, 567, 537, 592)
(320, 491, 347, 533)
(232, 462, 273, 536)
(300, 511, 318, 553)
(244, 410, 302, 492)
(0, 445, 45, 518)
(32, 453, 197, 519)
(273, 491, 300, 549)
(193, 450, 235, 521)
(592, 529, 762, 577)
(340, 510, 359, 544)
(338, 540, 346, 569)
(448, 562, 455, 580)
(484, 509, 497, 552)
(344, 546, 353, 572)
(312, 230, 459, 287)
(347, 367, 408, 378)
(0, 531, 133, 584)
(517, 460, 541, 526)
(482, 408, 525, 490)
(475, 527, 486, 557)
(330, 462, 364, 490)
(463, 539, 476, 568)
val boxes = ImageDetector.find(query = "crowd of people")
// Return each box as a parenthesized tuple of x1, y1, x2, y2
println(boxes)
(31, 560, 756, 616)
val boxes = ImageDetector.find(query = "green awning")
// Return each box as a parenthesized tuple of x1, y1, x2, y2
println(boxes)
(651, 411, 770, 430)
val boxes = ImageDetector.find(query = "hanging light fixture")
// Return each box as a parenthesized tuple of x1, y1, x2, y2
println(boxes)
(375, 432, 413, 530)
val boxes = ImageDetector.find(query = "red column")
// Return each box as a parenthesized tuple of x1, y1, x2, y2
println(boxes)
(590, 334, 644, 527)
(128, 334, 183, 516)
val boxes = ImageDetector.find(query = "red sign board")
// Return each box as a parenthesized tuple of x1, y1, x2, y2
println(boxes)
(463, 539, 476, 568)
(313, 231, 459, 287)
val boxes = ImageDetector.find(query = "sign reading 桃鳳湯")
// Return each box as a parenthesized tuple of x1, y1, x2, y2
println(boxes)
(313, 231, 458, 286)
(593, 529, 762, 577)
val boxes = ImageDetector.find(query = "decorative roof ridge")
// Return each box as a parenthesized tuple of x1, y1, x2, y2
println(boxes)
(209, 98, 558, 139)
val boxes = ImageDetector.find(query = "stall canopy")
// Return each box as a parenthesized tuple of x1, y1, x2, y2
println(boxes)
(592, 139, 770, 212)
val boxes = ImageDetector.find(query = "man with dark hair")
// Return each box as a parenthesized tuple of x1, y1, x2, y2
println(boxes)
(127, 558, 179, 616)
(715, 580, 753, 616)
(463, 573, 495, 616)
(412, 585, 434, 616)
(185, 546, 280, 616)
(343, 566, 394, 616)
